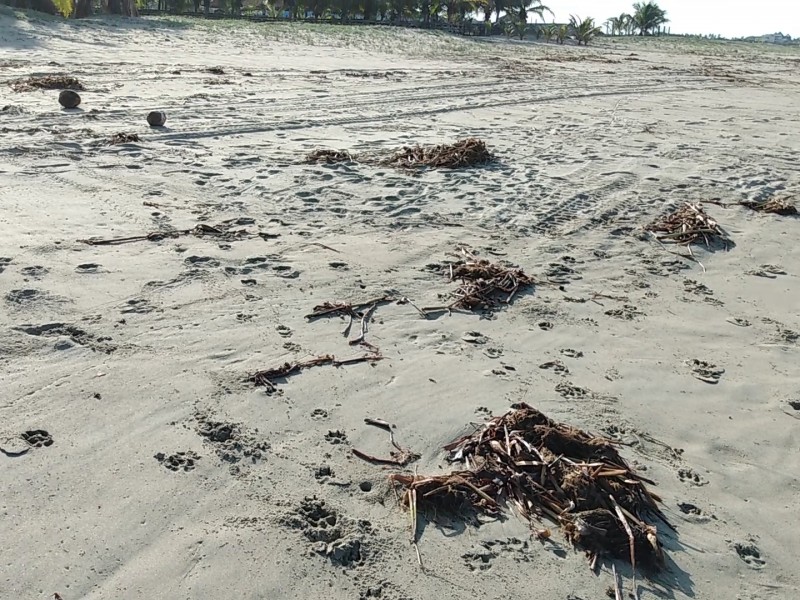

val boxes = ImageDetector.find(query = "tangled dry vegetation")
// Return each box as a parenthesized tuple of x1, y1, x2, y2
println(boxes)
(10, 75, 84, 92)
(645, 202, 731, 249)
(305, 139, 493, 169)
(740, 196, 797, 216)
(381, 137, 493, 169)
(443, 248, 534, 310)
(107, 133, 141, 145)
(305, 149, 354, 164)
(390, 403, 670, 572)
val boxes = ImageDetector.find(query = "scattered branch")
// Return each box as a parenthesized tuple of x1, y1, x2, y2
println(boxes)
(250, 353, 382, 394)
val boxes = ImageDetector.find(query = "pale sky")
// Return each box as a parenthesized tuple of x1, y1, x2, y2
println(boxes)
(541, 1, 799, 39)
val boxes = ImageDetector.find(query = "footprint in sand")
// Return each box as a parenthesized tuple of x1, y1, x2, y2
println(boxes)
(76, 263, 102, 273)
(686, 359, 724, 384)
(20, 265, 49, 279)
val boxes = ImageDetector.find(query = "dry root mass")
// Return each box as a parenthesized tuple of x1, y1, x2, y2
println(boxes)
(390, 403, 670, 571)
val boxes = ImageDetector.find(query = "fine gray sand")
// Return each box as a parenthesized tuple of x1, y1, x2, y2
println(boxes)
(2, 10, 799, 600)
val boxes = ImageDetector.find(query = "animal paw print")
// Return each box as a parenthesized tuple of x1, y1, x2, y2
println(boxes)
(155, 451, 199, 472)
(325, 430, 347, 445)
(678, 467, 708, 486)
(21, 430, 54, 448)
(734, 542, 766, 569)
(686, 359, 724, 384)
(539, 360, 569, 375)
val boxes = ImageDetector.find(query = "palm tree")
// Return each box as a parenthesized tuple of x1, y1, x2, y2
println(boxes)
(516, 0, 551, 37)
(491, 0, 505, 24)
(556, 23, 567, 44)
(540, 23, 556, 42)
(632, 2, 668, 36)
(607, 13, 632, 36)
(569, 15, 601, 45)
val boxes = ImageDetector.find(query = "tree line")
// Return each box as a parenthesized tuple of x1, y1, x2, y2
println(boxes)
(3, 0, 669, 42)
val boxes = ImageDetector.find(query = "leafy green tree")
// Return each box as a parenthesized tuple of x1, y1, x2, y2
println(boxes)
(632, 1, 668, 35)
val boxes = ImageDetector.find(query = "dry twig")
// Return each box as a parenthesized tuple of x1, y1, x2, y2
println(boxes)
(250, 353, 381, 393)
(77, 223, 259, 245)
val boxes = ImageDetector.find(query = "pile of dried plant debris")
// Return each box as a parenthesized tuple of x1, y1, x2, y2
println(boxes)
(442, 248, 534, 311)
(645, 202, 731, 249)
(107, 132, 141, 145)
(305, 149, 354, 164)
(10, 75, 84, 92)
(390, 403, 670, 573)
(381, 137, 493, 169)
(739, 197, 797, 216)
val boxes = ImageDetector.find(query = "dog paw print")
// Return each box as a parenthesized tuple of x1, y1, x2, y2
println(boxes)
(325, 430, 347, 445)
(686, 359, 724, 384)
(678, 467, 708, 486)
(539, 360, 569, 375)
(734, 542, 766, 569)
(21, 430, 54, 448)
(155, 451, 199, 472)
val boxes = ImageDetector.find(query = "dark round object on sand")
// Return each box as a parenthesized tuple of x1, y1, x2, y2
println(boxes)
(147, 111, 167, 127)
(58, 90, 81, 109)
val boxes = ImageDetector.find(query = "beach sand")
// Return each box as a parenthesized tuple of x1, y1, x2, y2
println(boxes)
(1, 10, 799, 599)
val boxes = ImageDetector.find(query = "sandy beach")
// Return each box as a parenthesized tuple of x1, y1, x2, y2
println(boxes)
(2, 9, 799, 599)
